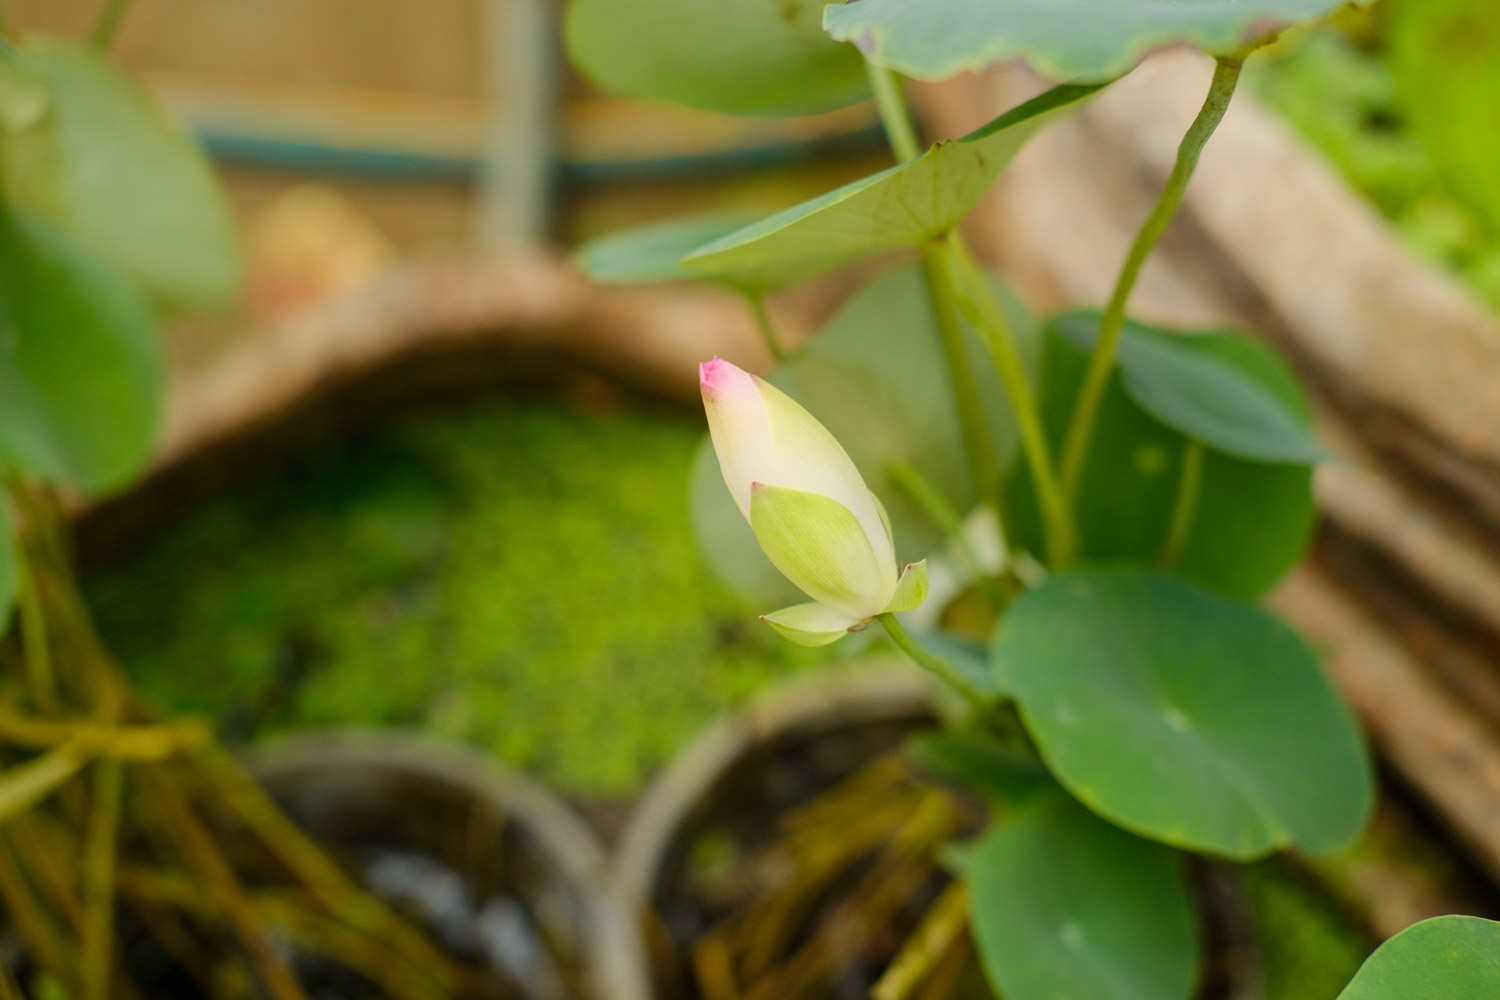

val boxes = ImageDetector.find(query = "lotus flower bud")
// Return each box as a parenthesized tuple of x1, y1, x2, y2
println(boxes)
(699, 358, 926, 646)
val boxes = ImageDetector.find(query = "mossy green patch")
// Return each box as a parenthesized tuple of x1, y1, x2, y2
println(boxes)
(1242, 862, 1371, 1000)
(86, 399, 827, 795)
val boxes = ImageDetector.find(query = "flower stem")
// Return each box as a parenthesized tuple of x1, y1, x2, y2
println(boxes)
(887, 461, 1007, 609)
(1159, 438, 1204, 568)
(1059, 56, 1244, 503)
(943, 234, 1075, 567)
(90, 0, 135, 48)
(878, 612, 988, 711)
(865, 60, 921, 163)
(743, 291, 787, 362)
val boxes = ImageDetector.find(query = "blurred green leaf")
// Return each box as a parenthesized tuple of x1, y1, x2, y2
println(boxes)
(908, 730, 1049, 802)
(1008, 316, 1315, 598)
(992, 570, 1374, 859)
(575, 214, 762, 285)
(1387, 0, 1500, 236)
(564, 0, 868, 116)
(1336, 915, 1500, 999)
(2, 37, 240, 313)
(682, 83, 1099, 290)
(825, 0, 1353, 82)
(691, 262, 1036, 601)
(0, 47, 48, 132)
(0, 209, 164, 494)
(1052, 312, 1326, 464)
(962, 788, 1199, 1000)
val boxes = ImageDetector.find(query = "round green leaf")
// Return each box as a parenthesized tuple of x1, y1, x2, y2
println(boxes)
(691, 262, 1037, 601)
(1051, 312, 1326, 465)
(682, 83, 1099, 290)
(992, 570, 1374, 859)
(962, 789, 1200, 1000)
(564, 0, 868, 116)
(824, 0, 1352, 83)
(3, 37, 240, 313)
(1006, 316, 1315, 598)
(574, 214, 761, 285)
(1387, 0, 1500, 237)
(1337, 916, 1500, 999)
(0, 210, 165, 495)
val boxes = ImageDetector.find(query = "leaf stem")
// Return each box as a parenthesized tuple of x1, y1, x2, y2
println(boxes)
(878, 612, 988, 711)
(743, 291, 787, 362)
(920, 244, 998, 496)
(865, 60, 998, 499)
(1060, 56, 1244, 502)
(943, 234, 1075, 567)
(865, 59, 921, 163)
(90, 0, 135, 48)
(1159, 438, 1204, 568)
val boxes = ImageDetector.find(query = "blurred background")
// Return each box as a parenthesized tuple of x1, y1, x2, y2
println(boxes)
(6, 1, 1500, 995)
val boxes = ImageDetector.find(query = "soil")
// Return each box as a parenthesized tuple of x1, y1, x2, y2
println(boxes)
(642, 706, 1290, 1000)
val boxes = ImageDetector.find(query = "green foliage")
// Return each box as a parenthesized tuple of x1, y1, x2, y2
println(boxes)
(1008, 316, 1316, 598)
(574, 214, 760, 285)
(1336, 916, 1500, 999)
(0, 208, 163, 495)
(962, 788, 1199, 1000)
(991, 570, 1374, 859)
(824, 0, 1352, 82)
(692, 262, 1038, 604)
(1241, 863, 1371, 1000)
(907, 731, 1049, 804)
(0, 47, 48, 131)
(1, 37, 240, 313)
(1253, 29, 1500, 311)
(87, 402, 823, 795)
(681, 84, 1099, 290)
(1051, 312, 1325, 465)
(564, 0, 868, 116)
(1386, 0, 1500, 239)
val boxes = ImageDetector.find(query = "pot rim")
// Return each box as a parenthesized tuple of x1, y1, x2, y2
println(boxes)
(613, 661, 934, 909)
(246, 727, 653, 1000)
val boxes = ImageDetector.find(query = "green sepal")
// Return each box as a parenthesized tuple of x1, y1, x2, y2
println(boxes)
(761, 602, 863, 647)
(884, 560, 928, 613)
(749, 483, 884, 616)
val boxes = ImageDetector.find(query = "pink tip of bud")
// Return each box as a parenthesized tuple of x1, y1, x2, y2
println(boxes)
(699, 357, 752, 398)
